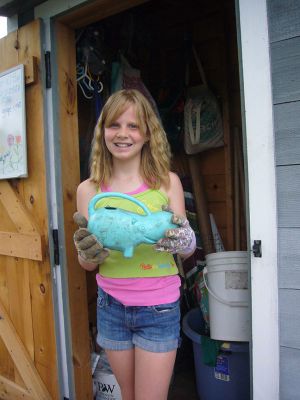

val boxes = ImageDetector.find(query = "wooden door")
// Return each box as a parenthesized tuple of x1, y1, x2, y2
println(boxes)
(0, 20, 59, 400)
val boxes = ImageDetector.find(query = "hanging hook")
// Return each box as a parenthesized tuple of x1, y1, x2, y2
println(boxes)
(76, 61, 104, 98)
(78, 79, 93, 99)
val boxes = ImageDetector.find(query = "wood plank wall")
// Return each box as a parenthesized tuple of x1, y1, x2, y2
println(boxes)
(154, 1, 244, 251)
(268, 1, 300, 399)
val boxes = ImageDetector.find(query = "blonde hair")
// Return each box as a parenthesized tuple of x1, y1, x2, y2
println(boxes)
(90, 89, 171, 189)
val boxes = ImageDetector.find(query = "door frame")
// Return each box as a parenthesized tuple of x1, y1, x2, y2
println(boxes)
(34, 0, 280, 399)
(235, 0, 279, 399)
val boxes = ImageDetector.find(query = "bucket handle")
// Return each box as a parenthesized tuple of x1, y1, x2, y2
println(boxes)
(203, 267, 248, 308)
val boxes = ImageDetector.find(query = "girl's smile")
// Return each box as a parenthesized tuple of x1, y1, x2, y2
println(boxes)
(104, 105, 147, 160)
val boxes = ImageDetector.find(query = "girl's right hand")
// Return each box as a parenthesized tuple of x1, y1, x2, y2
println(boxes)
(73, 212, 109, 265)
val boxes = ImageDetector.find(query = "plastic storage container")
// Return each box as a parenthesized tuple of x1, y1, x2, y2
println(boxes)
(182, 308, 250, 400)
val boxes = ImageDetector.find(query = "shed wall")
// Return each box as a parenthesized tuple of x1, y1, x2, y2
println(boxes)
(268, 1, 300, 399)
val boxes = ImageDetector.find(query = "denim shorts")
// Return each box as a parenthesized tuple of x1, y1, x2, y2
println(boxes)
(96, 287, 181, 353)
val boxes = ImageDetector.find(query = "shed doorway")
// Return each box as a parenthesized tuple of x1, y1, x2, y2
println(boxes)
(53, 0, 248, 398)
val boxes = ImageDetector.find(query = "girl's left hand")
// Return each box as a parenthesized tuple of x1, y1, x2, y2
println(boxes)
(154, 213, 196, 255)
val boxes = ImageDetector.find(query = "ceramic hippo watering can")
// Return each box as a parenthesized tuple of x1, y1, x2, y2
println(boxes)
(88, 192, 177, 258)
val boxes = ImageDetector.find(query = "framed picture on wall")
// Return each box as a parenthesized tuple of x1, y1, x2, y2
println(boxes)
(0, 64, 27, 179)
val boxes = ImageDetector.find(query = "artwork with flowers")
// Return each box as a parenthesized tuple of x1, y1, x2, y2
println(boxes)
(0, 64, 27, 179)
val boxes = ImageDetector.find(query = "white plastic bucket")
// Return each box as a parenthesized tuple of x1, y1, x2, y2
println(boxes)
(204, 251, 250, 342)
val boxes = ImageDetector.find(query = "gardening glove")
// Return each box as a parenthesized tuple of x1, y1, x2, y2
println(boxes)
(73, 211, 109, 264)
(155, 208, 196, 255)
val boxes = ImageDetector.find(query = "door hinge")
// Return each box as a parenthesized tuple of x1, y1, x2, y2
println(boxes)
(52, 229, 60, 265)
(252, 240, 262, 258)
(45, 51, 51, 89)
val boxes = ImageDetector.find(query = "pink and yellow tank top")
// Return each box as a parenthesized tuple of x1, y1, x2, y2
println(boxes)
(95, 185, 178, 278)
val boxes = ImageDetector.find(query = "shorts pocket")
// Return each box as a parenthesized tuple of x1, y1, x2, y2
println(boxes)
(97, 287, 109, 308)
(151, 300, 179, 314)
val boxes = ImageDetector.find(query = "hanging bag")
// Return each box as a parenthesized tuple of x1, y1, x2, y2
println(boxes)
(184, 46, 223, 154)
(111, 54, 159, 116)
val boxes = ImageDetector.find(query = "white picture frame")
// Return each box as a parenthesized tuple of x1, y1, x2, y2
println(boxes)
(0, 64, 27, 179)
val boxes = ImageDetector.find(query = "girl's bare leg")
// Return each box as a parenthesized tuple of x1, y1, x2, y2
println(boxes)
(135, 347, 177, 400)
(106, 349, 135, 400)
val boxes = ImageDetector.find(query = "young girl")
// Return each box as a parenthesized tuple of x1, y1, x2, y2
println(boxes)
(74, 89, 196, 400)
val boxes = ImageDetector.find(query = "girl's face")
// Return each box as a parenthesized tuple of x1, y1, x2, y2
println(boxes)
(104, 104, 147, 162)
